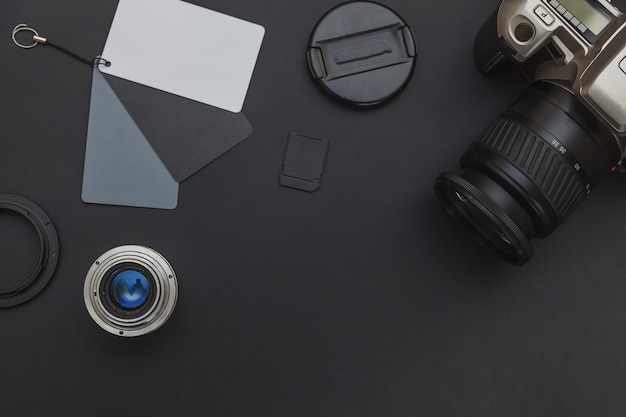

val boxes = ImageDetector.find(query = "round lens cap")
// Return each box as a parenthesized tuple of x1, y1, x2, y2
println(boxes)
(307, 1, 417, 108)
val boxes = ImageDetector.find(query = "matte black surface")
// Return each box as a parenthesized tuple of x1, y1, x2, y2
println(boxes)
(3, 0, 626, 416)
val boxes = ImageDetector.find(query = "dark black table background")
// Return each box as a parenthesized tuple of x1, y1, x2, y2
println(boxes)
(2, 0, 626, 416)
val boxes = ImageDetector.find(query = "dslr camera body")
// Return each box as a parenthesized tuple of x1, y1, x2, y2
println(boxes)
(435, 0, 626, 265)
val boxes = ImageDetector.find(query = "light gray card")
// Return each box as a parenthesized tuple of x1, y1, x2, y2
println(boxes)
(101, 0, 265, 113)
(82, 67, 179, 209)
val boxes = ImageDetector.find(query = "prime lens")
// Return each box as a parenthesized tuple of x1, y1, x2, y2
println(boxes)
(83, 245, 178, 336)
(435, 82, 620, 265)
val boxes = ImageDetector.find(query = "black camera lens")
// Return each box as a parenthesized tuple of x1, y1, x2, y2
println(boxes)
(435, 82, 620, 265)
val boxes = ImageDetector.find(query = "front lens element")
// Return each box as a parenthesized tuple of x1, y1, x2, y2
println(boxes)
(435, 171, 535, 265)
(111, 270, 151, 309)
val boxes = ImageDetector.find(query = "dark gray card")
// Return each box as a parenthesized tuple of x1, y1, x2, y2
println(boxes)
(103, 73, 254, 182)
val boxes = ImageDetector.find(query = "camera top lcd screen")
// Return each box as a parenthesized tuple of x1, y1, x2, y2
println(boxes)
(558, 0, 612, 35)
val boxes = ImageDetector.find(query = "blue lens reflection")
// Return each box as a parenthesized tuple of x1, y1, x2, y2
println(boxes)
(111, 270, 151, 309)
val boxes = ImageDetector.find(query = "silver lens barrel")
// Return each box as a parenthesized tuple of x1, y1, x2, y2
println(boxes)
(83, 245, 178, 337)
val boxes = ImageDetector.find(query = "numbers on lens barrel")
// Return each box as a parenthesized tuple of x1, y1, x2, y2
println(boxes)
(551, 139, 568, 155)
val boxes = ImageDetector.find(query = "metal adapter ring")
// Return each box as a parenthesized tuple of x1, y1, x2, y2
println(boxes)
(0, 193, 59, 308)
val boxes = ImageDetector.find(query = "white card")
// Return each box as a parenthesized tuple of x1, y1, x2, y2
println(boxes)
(101, 0, 265, 113)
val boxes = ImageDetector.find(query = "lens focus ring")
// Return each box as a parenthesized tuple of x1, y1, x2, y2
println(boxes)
(484, 115, 588, 214)
(464, 114, 588, 234)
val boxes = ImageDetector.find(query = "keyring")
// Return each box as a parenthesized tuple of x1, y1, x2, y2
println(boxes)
(11, 22, 108, 67)
(12, 24, 45, 49)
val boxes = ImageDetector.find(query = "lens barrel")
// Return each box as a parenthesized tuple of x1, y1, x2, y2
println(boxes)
(435, 82, 620, 265)
(84, 245, 178, 337)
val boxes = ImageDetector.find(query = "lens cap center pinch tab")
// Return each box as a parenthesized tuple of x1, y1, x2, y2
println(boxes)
(307, 1, 418, 108)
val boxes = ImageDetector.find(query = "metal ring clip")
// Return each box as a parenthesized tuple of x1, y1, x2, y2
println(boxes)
(12, 24, 46, 49)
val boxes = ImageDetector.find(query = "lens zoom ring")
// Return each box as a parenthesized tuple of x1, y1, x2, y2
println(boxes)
(476, 117, 586, 221)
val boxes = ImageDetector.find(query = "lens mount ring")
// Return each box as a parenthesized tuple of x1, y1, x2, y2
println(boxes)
(435, 173, 533, 265)
(83, 245, 178, 337)
(0, 193, 59, 308)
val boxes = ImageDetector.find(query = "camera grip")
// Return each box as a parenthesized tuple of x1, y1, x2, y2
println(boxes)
(473, 8, 516, 74)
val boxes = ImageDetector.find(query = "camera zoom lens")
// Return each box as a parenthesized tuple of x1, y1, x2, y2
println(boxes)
(435, 82, 620, 265)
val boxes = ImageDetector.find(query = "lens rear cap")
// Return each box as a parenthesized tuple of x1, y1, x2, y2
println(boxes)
(307, 1, 417, 108)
